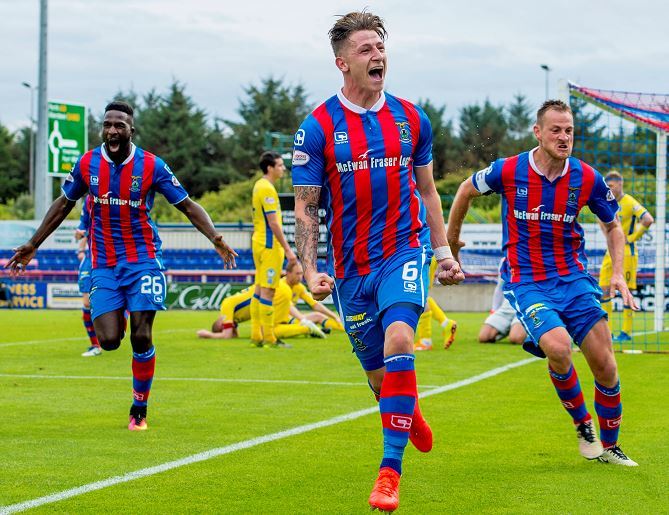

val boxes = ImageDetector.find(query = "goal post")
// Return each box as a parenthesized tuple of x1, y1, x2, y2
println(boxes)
(567, 81, 668, 351)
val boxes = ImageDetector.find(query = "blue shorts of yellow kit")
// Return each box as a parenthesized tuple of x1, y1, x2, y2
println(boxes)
(333, 245, 432, 371)
(78, 255, 92, 294)
(89, 262, 167, 320)
(504, 273, 606, 354)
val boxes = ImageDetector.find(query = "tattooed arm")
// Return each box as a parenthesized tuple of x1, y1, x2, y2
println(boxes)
(294, 185, 333, 301)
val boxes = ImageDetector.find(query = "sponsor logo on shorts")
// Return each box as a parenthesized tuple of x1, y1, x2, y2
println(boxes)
(345, 312, 367, 322)
(292, 150, 310, 166)
(390, 415, 412, 430)
(346, 313, 373, 330)
(403, 281, 417, 293)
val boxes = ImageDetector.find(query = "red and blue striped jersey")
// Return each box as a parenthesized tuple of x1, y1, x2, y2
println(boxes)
(471, 149, 618, 284)
(291, 91, 433, 279)
(62, 144, 189, 269)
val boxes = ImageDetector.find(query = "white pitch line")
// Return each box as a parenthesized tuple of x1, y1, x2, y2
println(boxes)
(0, 373, 441, 389)
(0, 329, 195, 348)
(631, 328, 669, 337)
(0, 356, 539, 515)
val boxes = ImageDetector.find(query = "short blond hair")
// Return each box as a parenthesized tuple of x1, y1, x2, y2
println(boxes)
(605, 170, 623, 182)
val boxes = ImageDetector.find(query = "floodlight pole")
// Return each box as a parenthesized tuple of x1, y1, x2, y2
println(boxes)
(654, 131, 667, 332)
(34, 0, 50, 219)
(540, 64, 551, 100)
(21, 82, 36, 197)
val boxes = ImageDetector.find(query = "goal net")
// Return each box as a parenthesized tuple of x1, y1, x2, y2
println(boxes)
(568, 82, 668, 352)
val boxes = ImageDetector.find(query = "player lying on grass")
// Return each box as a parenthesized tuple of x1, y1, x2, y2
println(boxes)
(197, 261, 343, 343)
(478, 261, 526, 345)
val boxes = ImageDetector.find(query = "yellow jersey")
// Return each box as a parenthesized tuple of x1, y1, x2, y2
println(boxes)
(617, 194, 648, 255)
(252, 177, 282, 249)
(219, 280, 293, 325)
(219, 286, 254, 323)
(290, 282, 318, 309)
(274, 278, 294, 323)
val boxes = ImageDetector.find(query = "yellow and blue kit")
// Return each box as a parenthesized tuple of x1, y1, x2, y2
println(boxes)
(252, 177, 285, 288)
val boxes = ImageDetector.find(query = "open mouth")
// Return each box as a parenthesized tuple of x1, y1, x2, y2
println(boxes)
(368, 66, 384, 81)
(108, 139, 121, 152)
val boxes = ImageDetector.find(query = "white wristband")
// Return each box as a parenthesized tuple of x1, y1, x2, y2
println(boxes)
(433, 246, 453, 261)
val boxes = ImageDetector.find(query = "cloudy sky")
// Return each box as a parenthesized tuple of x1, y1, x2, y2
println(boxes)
(1, 0, 666, 131)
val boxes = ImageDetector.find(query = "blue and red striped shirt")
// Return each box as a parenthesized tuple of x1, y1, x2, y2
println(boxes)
(472, 149, 618, 284)
(62, 144, 189, 268)
(292, 91, 433, 279)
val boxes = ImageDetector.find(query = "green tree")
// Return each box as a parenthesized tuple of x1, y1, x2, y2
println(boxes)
(224, 77, 312, 177)
(418, 99, 462, 178)
(503, 93, 535, 155)
(130, 82, 229, 197)
(87, 112, 102, 149)
(0, 123, 25, 203)
(458, 100, 507, 169)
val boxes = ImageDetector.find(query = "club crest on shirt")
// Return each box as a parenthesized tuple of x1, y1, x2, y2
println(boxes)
(130, 176, 141, 193)
(396, 122, 411, 143)
(568, 186, 580, 205)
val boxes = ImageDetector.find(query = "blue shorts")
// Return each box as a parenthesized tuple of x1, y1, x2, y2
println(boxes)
(504, 274, 606, 350)
(89, 262, 167, 320)
(332, 245, 432, 371)
(78, 256, 92, 294)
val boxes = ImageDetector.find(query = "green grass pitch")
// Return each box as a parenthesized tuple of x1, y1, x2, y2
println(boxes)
(0, 309, 667, 514)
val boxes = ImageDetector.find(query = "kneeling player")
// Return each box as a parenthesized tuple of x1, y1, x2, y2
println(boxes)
(478, 297, 526, 344)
